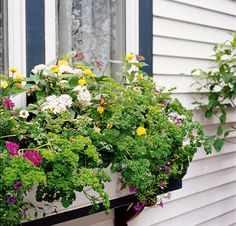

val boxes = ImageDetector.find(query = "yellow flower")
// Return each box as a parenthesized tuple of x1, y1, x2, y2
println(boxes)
(76, 64, 85, 70)
(9, 67, 18, 73)
(14, 74, 24, 80)
(138, 73, 144, 80)
(136, 127, 146, 136)
(83, 69, 92, 75)
(125, 54, 135, 61)
(78, 79, 86, 86)
(58, 60, 69, 66)
(0, 80, 8, 89)
(94, 126, 101, 133)
(90, 73, 96, 78)
(14, 82, 22, 87)
(106, 124, 113, 129)
(49, 65, 59, 73)
(97, 106, 104, 114)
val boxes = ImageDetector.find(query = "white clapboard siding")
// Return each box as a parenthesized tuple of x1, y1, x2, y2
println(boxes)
(129, 0, 236, 226)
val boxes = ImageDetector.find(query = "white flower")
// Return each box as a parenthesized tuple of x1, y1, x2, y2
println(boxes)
(59, 65, 74, 74)
(73, 86, 92, 106)
(74, 69, 83, 76)
(19, 110, 29, 119)
(41, 94, 73, 114)
(32, 64, 49, 75)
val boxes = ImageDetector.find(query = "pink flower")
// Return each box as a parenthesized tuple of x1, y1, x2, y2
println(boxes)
(96, 60, 104, 69)
(22, 150, 42, 167)
(2, 98, 15, 109)
(136, 55, 145, 61)
(74, 53, 85, 60)
(5, 141, 19, 156)
(174, 118, 181, 125)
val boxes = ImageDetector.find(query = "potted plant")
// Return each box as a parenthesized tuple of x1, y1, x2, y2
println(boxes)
(0, 53, 211, 226)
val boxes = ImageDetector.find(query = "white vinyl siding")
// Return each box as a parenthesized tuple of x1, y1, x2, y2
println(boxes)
(129, 1, 236, 226)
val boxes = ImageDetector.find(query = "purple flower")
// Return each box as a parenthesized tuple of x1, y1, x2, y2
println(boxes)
(133, 202, 145, 211)
(2, 98, 15, 109)
(6, 196, 16, 205)
(129, 185, 137, 193)
(164, 165, 170, 174)
(12, 181, 22, 190)
(159, 201, 164, 208)
(74, 53, 84, 60)
(174, 118, 181, 125)
(159, 180, 165, 190)
(22, 150, 42, 167)
(5, 141, 19, 156)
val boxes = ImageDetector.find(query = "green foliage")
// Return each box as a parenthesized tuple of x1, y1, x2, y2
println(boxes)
(0, 52, 211, 225)
(192, 34, 236, 152)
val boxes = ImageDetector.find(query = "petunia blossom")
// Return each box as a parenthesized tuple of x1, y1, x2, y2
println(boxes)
(129, 185, 137, 193)
(6, 196, 16, 205)
(12, 181, 22, 190)
(133, 202, 145, 211)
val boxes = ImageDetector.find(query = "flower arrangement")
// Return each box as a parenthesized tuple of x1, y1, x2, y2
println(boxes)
(0, 52, 211, 225)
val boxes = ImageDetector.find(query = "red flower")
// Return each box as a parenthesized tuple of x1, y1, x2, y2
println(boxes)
(2, 98, 15, 109)
(22, 150, 42, 167)
(5, 141, 19, 156)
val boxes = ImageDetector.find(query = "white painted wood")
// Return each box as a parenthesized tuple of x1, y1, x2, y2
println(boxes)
(153, 0, 236, 30)
(153, 36, 215, 60)
(126, 0, 139, 54)
(153, 17, 233, 44)
(153, 56, 214, 75)
(172, 0, 236, 16)
(129, 185, 236, 226)
(7, 0, 26, 108)
(152, 196, 236, 226)
(45, 0, 57, 64)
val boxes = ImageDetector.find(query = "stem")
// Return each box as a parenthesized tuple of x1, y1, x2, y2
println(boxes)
(0, 134, 17, 139)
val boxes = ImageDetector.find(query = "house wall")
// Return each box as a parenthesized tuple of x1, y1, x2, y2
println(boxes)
(129, 0, 236, 226)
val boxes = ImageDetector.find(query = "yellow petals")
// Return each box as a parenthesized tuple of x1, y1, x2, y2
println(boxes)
(106, 124, 113, 129)
(90, 73, 96, 78)
(136, 127, 147, 136)
(14, 74, 24, 80)
(0, 80, 8, 89)
(9, 67, 18, 73)
(83, 69, 92, 75)
(97, 106, 104, 114)
(58, 60, 69, 66)
(76, 64, 85, 70)
(125, 54, 135, 61)
(78, 79, 87, 86)
(14, 82, 22, 87)
(49, 65, 59, 73)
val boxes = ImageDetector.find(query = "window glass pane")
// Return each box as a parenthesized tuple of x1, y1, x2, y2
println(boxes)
(56, 0, 125, 77)
(0, 0, 7, 73)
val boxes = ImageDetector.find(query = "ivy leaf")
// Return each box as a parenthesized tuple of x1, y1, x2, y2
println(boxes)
(216, 126, 223, 136)
(219, 113, 226, 124)
(213, 138, 224, 152)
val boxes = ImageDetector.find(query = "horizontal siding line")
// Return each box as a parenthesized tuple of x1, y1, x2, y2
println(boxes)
(191, 150, 236, 163)
(153, 34, 218, 45)
(184, 166, 236, 182)
(153, 53, 213, 61)
(169, 0, 236, 17)
(153, 73, 193, 77)
(195, 209, 236, 226)
(152, 15, 236, 32)
(157, 195, 236, 225)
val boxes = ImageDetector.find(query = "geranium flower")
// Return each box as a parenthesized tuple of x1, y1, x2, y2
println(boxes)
(2, 98, 15, 109)
(5, 141, 19, 156)
(6, 196, 16, 205)
(136, 127, 146, 136)
(12, 181, 22, 190)
(22, 150, 42, 167)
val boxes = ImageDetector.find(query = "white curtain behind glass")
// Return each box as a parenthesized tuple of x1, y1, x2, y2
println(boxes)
(57, 0, 125, 75)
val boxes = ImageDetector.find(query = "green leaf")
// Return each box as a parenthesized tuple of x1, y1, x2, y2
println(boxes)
(216, 126, 223, 136)
(213, 138, 224, 152)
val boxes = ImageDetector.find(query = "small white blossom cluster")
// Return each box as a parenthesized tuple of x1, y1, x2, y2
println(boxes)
(73, 86, 92, 106)
(32, 64, 49, 76)
(58, 65, 74, 74)
(41, 94, 73, 114)
(19, 110, 29, 119)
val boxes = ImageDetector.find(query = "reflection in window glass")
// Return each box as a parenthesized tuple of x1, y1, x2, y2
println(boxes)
(57, 0, 125, 77)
